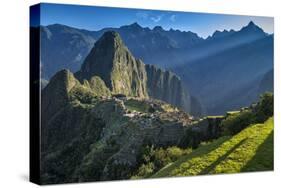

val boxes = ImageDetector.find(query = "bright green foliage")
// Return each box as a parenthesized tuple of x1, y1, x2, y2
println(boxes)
(132, 146, 192, 179)
(69, 85, 97, 104)
(255, 92, 273, 123)
(153, 117, 273, 177)
(226, 111, 240, 116)
(88, 76, 111, 96)
(220, 92, 273, 136)
(124, 99, 151, 113)
(220, 110, 255, 135)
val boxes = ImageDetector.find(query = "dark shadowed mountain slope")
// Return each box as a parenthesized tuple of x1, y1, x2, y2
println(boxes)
(173, 34, 273, 115)
(171, 21, 269, 67)
(258, 69, 273, 94)
(40, 24, 96, 79)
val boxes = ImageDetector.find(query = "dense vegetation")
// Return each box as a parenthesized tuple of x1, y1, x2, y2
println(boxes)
(132, 146, 193, 179)
(221, 92, 273, 135)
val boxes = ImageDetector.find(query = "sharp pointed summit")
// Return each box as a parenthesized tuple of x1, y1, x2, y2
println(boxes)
(247, 20, 256, 27)
(76, 31, 148, 98)
(240, 21, 265, 34)
(122, 22, 143, 31)
(74, 30, 194, 113)
(130, 22, 141, 27)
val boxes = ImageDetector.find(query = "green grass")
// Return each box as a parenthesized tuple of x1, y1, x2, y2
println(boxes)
(207, 116, 225, 119)
(124, 99, 150, 113)
(152, 117, 273, 178)
(226, 111, 240, 115)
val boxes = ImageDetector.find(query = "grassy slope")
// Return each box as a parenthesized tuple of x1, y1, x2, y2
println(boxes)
(152, 117, 273, 178)
(124, 99, 151, 113)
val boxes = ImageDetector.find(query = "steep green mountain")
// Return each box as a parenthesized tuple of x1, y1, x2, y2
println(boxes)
(75, 31, 198, 115)
(76, 31, 148, 98)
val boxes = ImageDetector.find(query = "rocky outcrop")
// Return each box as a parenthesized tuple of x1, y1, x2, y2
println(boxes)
(145, 64, 191, 113)
(76, 31, 148, 98)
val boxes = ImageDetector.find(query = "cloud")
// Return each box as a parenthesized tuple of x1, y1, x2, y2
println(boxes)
(136, 11, 149, 19)
(170, 14, 177, 22)
(150, 15, 163, 23)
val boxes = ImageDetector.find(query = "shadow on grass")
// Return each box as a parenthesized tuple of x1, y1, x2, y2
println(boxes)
(241, 131, 274, 172)
(199, 138, 248, 175)
(151, 136, 232, 178)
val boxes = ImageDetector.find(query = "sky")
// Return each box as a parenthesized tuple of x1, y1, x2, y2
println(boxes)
(38, 3, 274, 38)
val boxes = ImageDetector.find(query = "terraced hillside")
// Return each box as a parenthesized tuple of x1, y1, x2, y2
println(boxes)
(152, 117, 273, 178)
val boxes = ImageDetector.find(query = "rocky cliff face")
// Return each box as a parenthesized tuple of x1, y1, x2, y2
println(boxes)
(75, 31, 196, 114)
(145, 64, 191, 113)
(76, 31, 148, 98)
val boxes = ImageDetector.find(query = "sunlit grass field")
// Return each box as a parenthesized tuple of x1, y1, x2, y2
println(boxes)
(153, 117, 273, 178)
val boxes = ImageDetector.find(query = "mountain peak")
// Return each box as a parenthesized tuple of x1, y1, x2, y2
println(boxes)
(77, 31, 125, 82)
(127, 22, 142, 29)
(95, 31, 123, 49)
(211, 29, 235, 39)
(240, 21, 265, 34)
(76, 31, 148, 98)
(153, 26, 164, 32)
(101, 31, 121, 40)
(131, 22, 141, 26)
(247, 21, 256, 27)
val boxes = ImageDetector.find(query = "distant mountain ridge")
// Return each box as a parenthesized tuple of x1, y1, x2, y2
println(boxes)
(39, 22, 204, 79)
(39, 21, 271, 79)
(37, 21, 273, 115)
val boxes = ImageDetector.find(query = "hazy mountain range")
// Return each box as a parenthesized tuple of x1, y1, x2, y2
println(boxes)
(39, 21, 273, 115)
